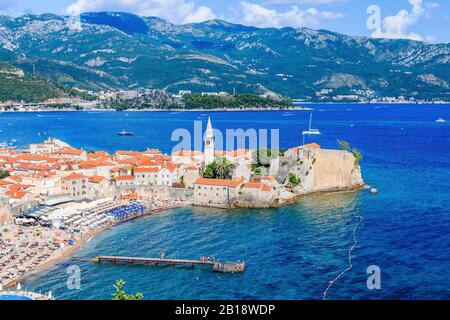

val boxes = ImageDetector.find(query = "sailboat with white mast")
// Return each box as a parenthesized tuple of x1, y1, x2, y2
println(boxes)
(303, 113, 321, 135)
(302, 113, 321, 145)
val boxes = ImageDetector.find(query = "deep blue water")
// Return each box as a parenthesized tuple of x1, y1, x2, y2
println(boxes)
(1, 104, 449, 300)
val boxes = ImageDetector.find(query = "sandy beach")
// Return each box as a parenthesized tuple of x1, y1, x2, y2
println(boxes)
(2, 202, 188, 289)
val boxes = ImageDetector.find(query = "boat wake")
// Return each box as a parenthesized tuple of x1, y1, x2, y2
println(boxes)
(322, 213, 364, 300)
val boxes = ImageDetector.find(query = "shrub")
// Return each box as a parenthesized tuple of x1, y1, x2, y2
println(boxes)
(288, 173, 301, 188)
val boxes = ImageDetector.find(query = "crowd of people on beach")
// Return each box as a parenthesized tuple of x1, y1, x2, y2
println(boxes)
(0, 197, 187, 289)
(0, 226, 61, 286)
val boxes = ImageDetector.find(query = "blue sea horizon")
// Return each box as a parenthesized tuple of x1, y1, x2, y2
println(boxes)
(2, 103, 449, 300)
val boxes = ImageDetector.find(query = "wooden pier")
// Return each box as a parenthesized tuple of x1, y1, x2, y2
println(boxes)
(92, 256, 246, 273)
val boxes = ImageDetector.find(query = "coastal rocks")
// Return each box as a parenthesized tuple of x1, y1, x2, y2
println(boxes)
(237, 186, 279, 208)
(278, 189, 298, 203)
(291, 184, 307, 196)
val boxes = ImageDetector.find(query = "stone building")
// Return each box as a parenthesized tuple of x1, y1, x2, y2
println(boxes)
(193, 177, 244, 208)
(62, 173, 89, 201)
(88, 176, 110, 198)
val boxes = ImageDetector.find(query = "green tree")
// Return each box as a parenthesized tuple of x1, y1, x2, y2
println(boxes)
(351, 149, 363, 164)
(112, 280, 144, 301)
(203, 164, 216, 178)
(0, 169, 10, 179)
(338, 140, 350, 151)
(182, 93, 293, 110)
(202, 159, 235, 179)
(214, 158, 235, 179)
(288, 173, 301, 188)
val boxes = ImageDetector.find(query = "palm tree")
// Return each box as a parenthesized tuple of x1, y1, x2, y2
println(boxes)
(202, 159, 235, 179)
(214, 158, 235, 179)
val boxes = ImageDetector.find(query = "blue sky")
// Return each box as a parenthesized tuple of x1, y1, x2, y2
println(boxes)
(0, 0, 449, 43)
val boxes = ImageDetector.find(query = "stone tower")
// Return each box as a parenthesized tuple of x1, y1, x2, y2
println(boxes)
(204, 117, 215, 165)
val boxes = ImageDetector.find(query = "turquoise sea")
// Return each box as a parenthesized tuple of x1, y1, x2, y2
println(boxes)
(1, 104, 449, 300)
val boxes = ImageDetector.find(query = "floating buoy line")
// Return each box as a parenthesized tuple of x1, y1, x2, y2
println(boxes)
(322, 213, 364, 300)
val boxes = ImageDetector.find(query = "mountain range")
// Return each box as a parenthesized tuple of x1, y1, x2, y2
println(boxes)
(0, 12, 449, 102)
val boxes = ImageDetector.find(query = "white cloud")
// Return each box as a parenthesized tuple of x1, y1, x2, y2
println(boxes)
(268, 0, 345, 4)
(371, 0, 437, 41)
(66, 0, 215, 24)
(239, 1, 344, 29)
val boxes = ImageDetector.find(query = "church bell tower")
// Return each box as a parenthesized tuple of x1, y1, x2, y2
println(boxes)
(204, 117, 215, 165)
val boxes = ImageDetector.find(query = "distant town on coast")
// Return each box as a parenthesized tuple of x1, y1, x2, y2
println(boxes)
(0, 86, 448, 113)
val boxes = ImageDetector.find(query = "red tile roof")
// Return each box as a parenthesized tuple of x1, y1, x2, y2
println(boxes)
(5, 190, 27, 199)
(214, 150, 227, 156)
(89, 176, 105, 184)
(113, 175, 135, 181)
(228, 177, 245, 188)
(230, 149, 251, 157)
(244, 182, 262, 189)
(8, 184, 31, 191)
(116, 151, 142, 156)
(244, 182, 273, 192)
(134, 167, 159, 173)
(172, 150, 202, 157)
(194, 177, 244, 188)
(63, 173, 87, 180)
(194, 178, 232, 187)
(0, 179, 13, 186)
(55, 147, 85, 156)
